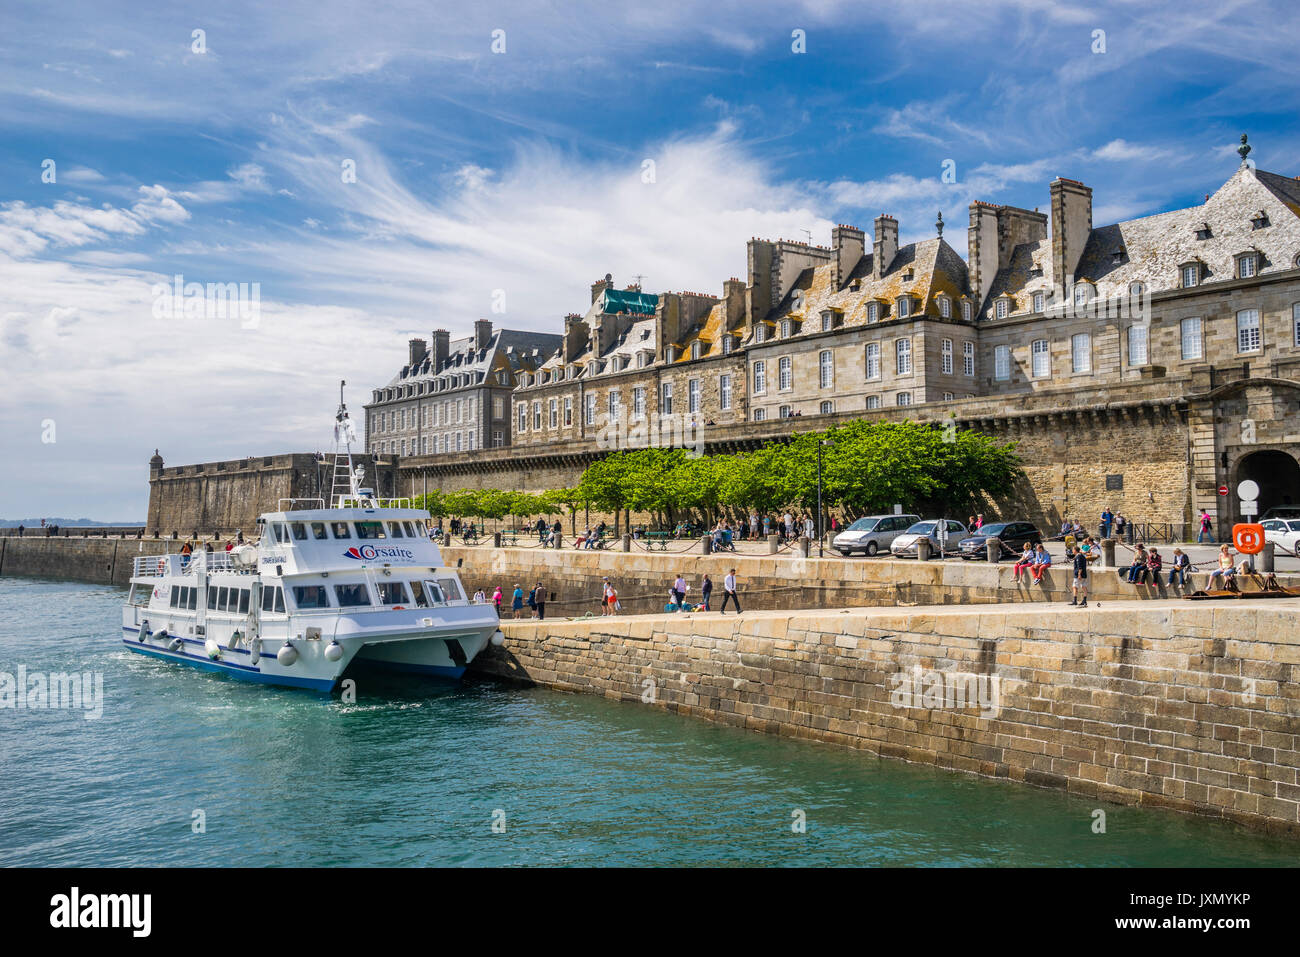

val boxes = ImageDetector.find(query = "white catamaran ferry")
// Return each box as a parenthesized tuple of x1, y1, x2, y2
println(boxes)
(121, 385, 500, 692)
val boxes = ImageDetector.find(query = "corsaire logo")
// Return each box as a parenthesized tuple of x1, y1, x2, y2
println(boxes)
(344, 545, 415, 562)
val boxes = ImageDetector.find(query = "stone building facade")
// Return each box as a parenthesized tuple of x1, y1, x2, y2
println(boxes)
(364, 320, 561, 457)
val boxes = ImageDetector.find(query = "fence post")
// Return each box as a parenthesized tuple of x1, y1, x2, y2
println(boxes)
(1262, 541, 1275, 573)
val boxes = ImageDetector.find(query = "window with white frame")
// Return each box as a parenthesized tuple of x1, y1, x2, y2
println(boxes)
(898, 296, 911, 319)
(585, 392, 597, 425)
(719, 374, 732, 410)
(865, 342, 880, 380)
(608, 390, 620, 421)
(819, 350, 833, 388)
(755, 324, 767, 343)
(1031, 339, 1049, 378)
(994, 345, 1010, 380)
(548, 398, 558, 429)
(1032, 291, 1045, 313)
(961, 301, 972, 321)
(963, 341, 974, 376)
(780, 319, 792, 339)
(896, 392, 912, 406)
(867, 302, 879, 322)
(722, 335, 734, 355)
(753, 408, 766, 422)
(866, 395, 880, 410)
(1182, 263, 1199, 288)
(939, 297, 950, 318)
(941, 339, 953, 375)
(779, 405, 792, 418)
(493, 397, 504, 419)
(1127, 325, 1148, 366)
(493, 430, 503, 447)
(688, 378, 700, 413)
(995, 298, 1009, 319)
(1237, 308, 1261, 352)
(820, 400, 833, 415)
(779, 356, 792, 390)
(821, 311, 834, 332)
(753, 361, 766, 394)
(454, 433, 461, 452)
(1181, 317, 1203, 360)
(563, 396, 572, 426)
(632, 387, 645, 420)
(942, 392, 954, 402)
(1071, 333, 1091, 373)
(660, 381, 673, 414)
(690, 341, 702, 360)
(1238, 253, 1258, 279)
(532, 402, 541, 430)
(896, 338, 912, 375)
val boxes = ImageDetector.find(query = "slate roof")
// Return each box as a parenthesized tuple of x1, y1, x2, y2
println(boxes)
(387, 327, 561, 389)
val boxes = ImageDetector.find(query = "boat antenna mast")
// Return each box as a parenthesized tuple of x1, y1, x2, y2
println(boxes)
(330, 380, 366, 507)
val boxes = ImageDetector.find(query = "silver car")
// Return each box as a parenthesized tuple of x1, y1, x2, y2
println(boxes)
(832, 514, 921, 557)
(890, 519, 970, 558)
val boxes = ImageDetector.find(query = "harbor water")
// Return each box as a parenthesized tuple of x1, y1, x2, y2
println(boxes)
(1, 576, 1296, 867)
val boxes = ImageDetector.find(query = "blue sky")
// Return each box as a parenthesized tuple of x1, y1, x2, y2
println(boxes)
(2, 0, 1298, 519)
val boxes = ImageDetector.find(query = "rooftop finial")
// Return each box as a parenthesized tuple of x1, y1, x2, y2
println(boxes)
(1238, 133, 1251, 163)
(935, 210, 944, 238)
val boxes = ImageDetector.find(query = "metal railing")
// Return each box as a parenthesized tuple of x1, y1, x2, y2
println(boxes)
(277, 497, 326, 511)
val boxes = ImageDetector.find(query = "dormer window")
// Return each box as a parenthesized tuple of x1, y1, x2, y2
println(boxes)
(1032, 291, 1045, 313)
(1073, 282, 1093, 307)
(867, 302, 879, 323)
(994, 296, 1010, 319)
(780, 319, 792, 338)
(937, 296, 951, 319)
(1181, 262, 1201, 287)
(1194, 222, 1211, 240)
(722, 335, 734, 355)
(1236, 251, 1259, 279)
(690, 341, 702, 360)
(1111, 246, 1125, 265)
(1029, 265, 1043, 278)
(897, 296, 912, 319)
(961, 300, 972, 322)
(1251, 210, 1270, 230)
(821, 310, 834, 332)
(849, 278, 861, 291)
(903, 269, 914, 281)
(755, 324, 767, 344)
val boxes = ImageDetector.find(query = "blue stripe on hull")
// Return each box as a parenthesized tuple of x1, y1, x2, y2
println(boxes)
(122, 638, 336, 692)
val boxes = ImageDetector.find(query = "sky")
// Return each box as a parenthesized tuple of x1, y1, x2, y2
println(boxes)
(2, 0, 1298, 520)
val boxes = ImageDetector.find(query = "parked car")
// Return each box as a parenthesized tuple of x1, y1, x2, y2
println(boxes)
(1261, 506, 1300, 522)
(832, 513, 921, 556)
(957, 521, 1041, 560)
(890, 519, 969, 558)
(1261, 518, 1300, 557)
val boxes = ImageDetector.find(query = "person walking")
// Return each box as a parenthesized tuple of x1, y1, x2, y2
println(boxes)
(532, 582, 547, 620)
(1068, 545, 1090, 607)
(473, 587, 486, 604)
(671, 573, 688, 608)
(1197, 510, 1213, 544)
(720, 568, 742, 614)
(783, 511, 794, 541)
(601, 577, 618, 615)
(511, 583, 524, 619)
(700, 573, 713, 611)
(492, 585, 503, 615)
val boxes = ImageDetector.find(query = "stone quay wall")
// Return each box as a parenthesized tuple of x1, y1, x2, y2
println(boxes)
(471, 601, 1300, 833)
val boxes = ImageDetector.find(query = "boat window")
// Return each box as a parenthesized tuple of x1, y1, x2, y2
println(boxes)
(387, 522, 405, 538)
(208, 587, 218, 609)
(262, 587, 275, 611)
(403, 522, 418, 537)
(355, 521, 387, 540)
(129, 583, 150, 606)
(408, 581, 432, 608)
(311, 522, 329, 540)
(421, 580, 446, 604)
(292, 585, 330, 609)
(238, 589, 250, 614)
(262, 586, 286, 614)
(331, 522, 352, 539)
(272, 523, 291, 544)
(436, 578, 464, 602)
(170, 588, 181, 608)
(333, 583, 371, 607)
(188, 588, 197, 610)
(217, 587, 229, 611)
(291, 522, 309, 541)
(274, 587, 285, 613)
(378, 581, 409, 605)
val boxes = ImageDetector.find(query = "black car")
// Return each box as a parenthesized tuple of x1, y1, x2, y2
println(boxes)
(958, 521, 1041, 560)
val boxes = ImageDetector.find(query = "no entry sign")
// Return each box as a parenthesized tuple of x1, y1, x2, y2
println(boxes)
(1218, 485, 1229, 496)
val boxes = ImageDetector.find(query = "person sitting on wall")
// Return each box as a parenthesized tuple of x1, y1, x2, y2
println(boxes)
(1030, 544, 1052, 583)
(1167, 548, 1191, 586)
(1125, 545, 1149, 583)
(1012, 542, 1036, 583)
(1143, 547, 1163, 585)
(1207, 544, 1236, 591)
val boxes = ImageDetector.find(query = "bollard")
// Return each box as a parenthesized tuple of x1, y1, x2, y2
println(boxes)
(621, 533, 631, 552)
(701, 536, 712, 554)
(767, 533, 780, 554)
(986, 539, 1000, 563)
(917, 538, 931, 561)
(1101, 539, 1116, 568)
(1126, 524, 1135, 545)
(796, 535, 811, 558)
(1262, 541, 1275, 573)
(493, 531, 502, 548)
(443, 533, 452, 547)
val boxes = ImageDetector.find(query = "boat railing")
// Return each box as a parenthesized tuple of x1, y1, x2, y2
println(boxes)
(331, 496, 418, 510)
(132, 550, 256, 577)
(278, 497, 326, 511)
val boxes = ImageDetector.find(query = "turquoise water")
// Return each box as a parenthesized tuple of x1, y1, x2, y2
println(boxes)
(0, 576, 1296, 867)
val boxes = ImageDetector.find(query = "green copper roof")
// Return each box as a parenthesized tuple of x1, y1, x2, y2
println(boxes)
(602, 288, 658, 315)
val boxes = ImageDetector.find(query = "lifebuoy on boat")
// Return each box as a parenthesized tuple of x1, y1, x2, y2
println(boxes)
(157, 558, 166, 575)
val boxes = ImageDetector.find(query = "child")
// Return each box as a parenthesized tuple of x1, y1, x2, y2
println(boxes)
(1013, 543, 1035, 583)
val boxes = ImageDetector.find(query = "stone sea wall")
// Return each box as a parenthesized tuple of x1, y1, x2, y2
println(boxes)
(472, 601, 1300, 833)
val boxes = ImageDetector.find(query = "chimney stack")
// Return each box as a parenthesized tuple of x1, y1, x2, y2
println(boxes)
(1050, 177, 1093, 296)
(474, 318, 492, 351)
(831, 224, 865, 288)
(591, 273, 613, 304)
(431, 329, 450, 370)
(872, 215, 898, 280)
(967, 202, 1047, 311)
(408, 337, 427, 368)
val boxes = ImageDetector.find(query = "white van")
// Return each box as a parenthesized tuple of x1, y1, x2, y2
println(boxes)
(832, 513, 922, 557)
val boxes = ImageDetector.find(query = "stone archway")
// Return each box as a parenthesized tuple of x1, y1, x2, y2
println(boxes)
(1233, 449, 1300, 518)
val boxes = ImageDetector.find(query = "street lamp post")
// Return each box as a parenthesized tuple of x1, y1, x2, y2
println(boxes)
(817, 438, 833, 558)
